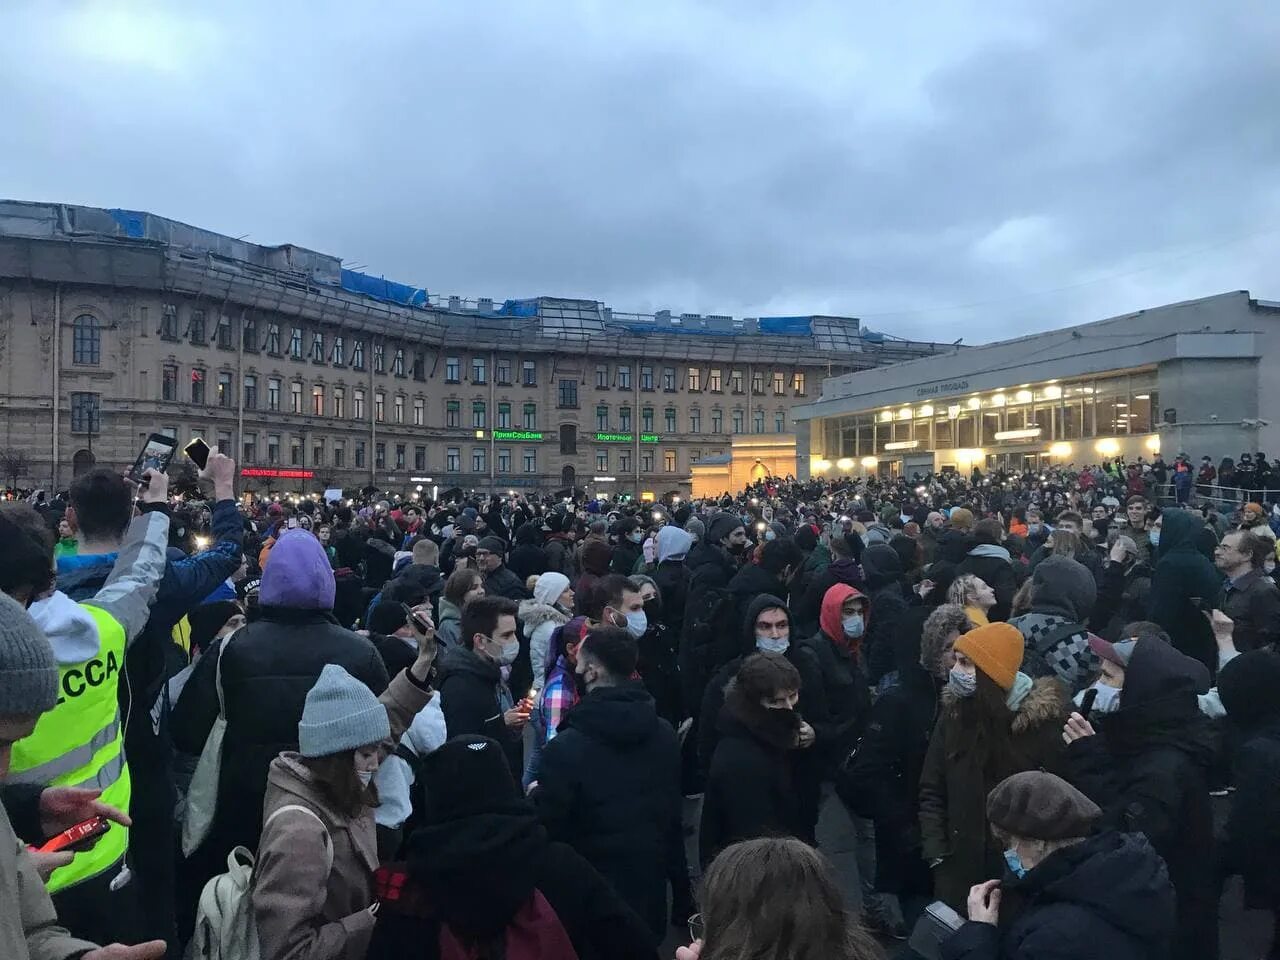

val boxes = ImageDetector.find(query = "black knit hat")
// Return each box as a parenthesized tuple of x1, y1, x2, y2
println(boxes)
(1218, 650, 1280, 728)
(421, 735, 518, 821)
(986, 771, 1101, 841)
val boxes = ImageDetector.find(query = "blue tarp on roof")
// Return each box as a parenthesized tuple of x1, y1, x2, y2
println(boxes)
(108, 208, 146, 239)
(758, 316, 813, 336)
(497, 299, 539, 318)
(339, 269, 428, 308)
(622, 323, 739, 337)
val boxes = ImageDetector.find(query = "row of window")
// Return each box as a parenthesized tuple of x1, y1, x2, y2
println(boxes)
(238, 437, 690, 475)
(156, 367, 786, 433)
(73, 312, 809, 403)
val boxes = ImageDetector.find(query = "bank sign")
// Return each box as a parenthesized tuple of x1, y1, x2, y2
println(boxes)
(593, 433, 662, 443)
(493, 430, 544, 441)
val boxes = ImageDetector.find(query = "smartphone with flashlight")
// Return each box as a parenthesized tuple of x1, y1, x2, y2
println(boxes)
(183, 437, 211, 471)
(128, 433, 179, 485)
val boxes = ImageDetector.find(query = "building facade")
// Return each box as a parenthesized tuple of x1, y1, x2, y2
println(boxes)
(795, 291, 1280, 480)
(0, 200, 949, 497)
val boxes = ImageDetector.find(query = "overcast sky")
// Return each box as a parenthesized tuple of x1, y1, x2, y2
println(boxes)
(4, 1, 1279, 343)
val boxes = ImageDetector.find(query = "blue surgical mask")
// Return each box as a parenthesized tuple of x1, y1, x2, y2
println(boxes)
(948, 667, 977, 697)
(757, 635, 789, 655)
(842, 614, 865, 638)
(624, 610, 648, 639)
(499, 639, 520, 666)
(1003, 847, 1027, 878)
(1148, 529, 1161, 547)
(764, 530, 778, 541)
(630, 531, 644, 544)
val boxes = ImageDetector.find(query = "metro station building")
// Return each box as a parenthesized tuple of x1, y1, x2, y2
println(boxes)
(794, 292, 1280, 478)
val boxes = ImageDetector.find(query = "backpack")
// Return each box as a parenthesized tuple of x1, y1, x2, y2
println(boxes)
(188, 805, 332, 960)
(374, 864, 580, 960)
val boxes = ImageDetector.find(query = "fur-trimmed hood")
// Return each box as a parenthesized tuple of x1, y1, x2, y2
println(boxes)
(941, 675, 1067, 734)
(517, 598, 571, 631)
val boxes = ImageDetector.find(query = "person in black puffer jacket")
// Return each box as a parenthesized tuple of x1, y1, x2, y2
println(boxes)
(942, 771, 1175, 960)
(171, 530, 389, 940)
(507, 521, 550, 585)
(368, 735, 657, 960)
(955, 519, 1019, 623)
(678, 514, 745, 717)
(1063, 635, 1218, 960)
(533, 627, 688, 947)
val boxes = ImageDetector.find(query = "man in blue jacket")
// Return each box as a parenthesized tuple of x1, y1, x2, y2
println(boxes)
(57, 451, 242, 952)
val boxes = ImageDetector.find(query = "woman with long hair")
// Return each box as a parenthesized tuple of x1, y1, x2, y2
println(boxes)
(679, 837, 881, 960)
(947, 573, 996, 627)
(918, 622, 1068, 909)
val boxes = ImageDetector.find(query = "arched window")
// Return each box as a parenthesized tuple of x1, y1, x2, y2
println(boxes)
(73, 315, 101, 365)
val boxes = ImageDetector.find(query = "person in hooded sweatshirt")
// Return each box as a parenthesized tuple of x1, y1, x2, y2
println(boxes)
(1007, 555, 1100, 694)
(724, 537, 803, 660)
(955, 519, 1019, 622)
(919, 622, 1068, 909)
(1216, 649, 1280, 958)
(253, 633, 437, 960)
(172, 529, 390, 941)
(699, 653, 811, 867)
(652, 526, 693, 640)
(1146, 508, 1223, 674)
(610, 516, 645, 576)
(1062, 634, 1218, 960)
(533, 626, 687, 947)
(941, 771, 1175, 960)
(366, 735, 657, 960)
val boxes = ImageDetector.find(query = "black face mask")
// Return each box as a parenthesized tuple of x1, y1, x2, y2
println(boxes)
(643, 596, 663, 622)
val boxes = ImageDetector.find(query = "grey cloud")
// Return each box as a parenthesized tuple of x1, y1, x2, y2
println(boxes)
(1, 0, 1277, 343)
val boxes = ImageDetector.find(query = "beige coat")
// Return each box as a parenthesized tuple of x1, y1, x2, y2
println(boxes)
(0, 803, 98, 960)
(253, 669, 433, 960)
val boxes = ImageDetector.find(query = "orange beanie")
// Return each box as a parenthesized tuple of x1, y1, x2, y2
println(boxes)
(954, 622, 1025, 691)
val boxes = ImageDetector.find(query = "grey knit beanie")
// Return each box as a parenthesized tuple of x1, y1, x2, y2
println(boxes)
(0, 592, 59, 715)
(298, 664, 389, 757)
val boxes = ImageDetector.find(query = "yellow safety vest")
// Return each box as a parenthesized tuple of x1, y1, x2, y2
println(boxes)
(9, 604, 130, 893)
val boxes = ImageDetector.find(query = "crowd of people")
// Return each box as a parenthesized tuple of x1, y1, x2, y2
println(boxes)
(2, 447, 1280, 959)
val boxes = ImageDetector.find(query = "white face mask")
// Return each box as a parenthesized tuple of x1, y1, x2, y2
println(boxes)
(498, 639, 520, 666)
(1086, 682, 1121, 715)
(1148, 530, 1161, 547)
(757, 635, 789, 655)
(624, 610, 648, 639)
(356, 769, 375, 788)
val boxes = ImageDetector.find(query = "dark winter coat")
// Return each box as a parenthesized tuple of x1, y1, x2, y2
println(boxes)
(1089, 557, 1152, 641)
(918, 678, 1069, 908)
(507, 535, 550, 586)
(483, 562, 533, 602)
(436, 645, 521, 778)
(838, 661, 939, 896)
(678, 541, 738, 715)
(543, 534, 576, 579)
(1147, 509, 1222, 674)
(1221, 568, 1280, 652)
(609, 538, 643, 577)
(862, 545, 910, 684)
(941, 831, 1175, 960)
(794, 628, 872, 778)
(1064, 638, 1218, 960)
(368, 803, 657, 960)
(651, 558, 690, 639)
(956, 544, 1018, 622)
(700, 687, 806, 867)
(534, 685, 685, 945)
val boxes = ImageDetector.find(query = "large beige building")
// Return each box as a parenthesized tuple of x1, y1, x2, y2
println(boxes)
(0, 200, 949, 498)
